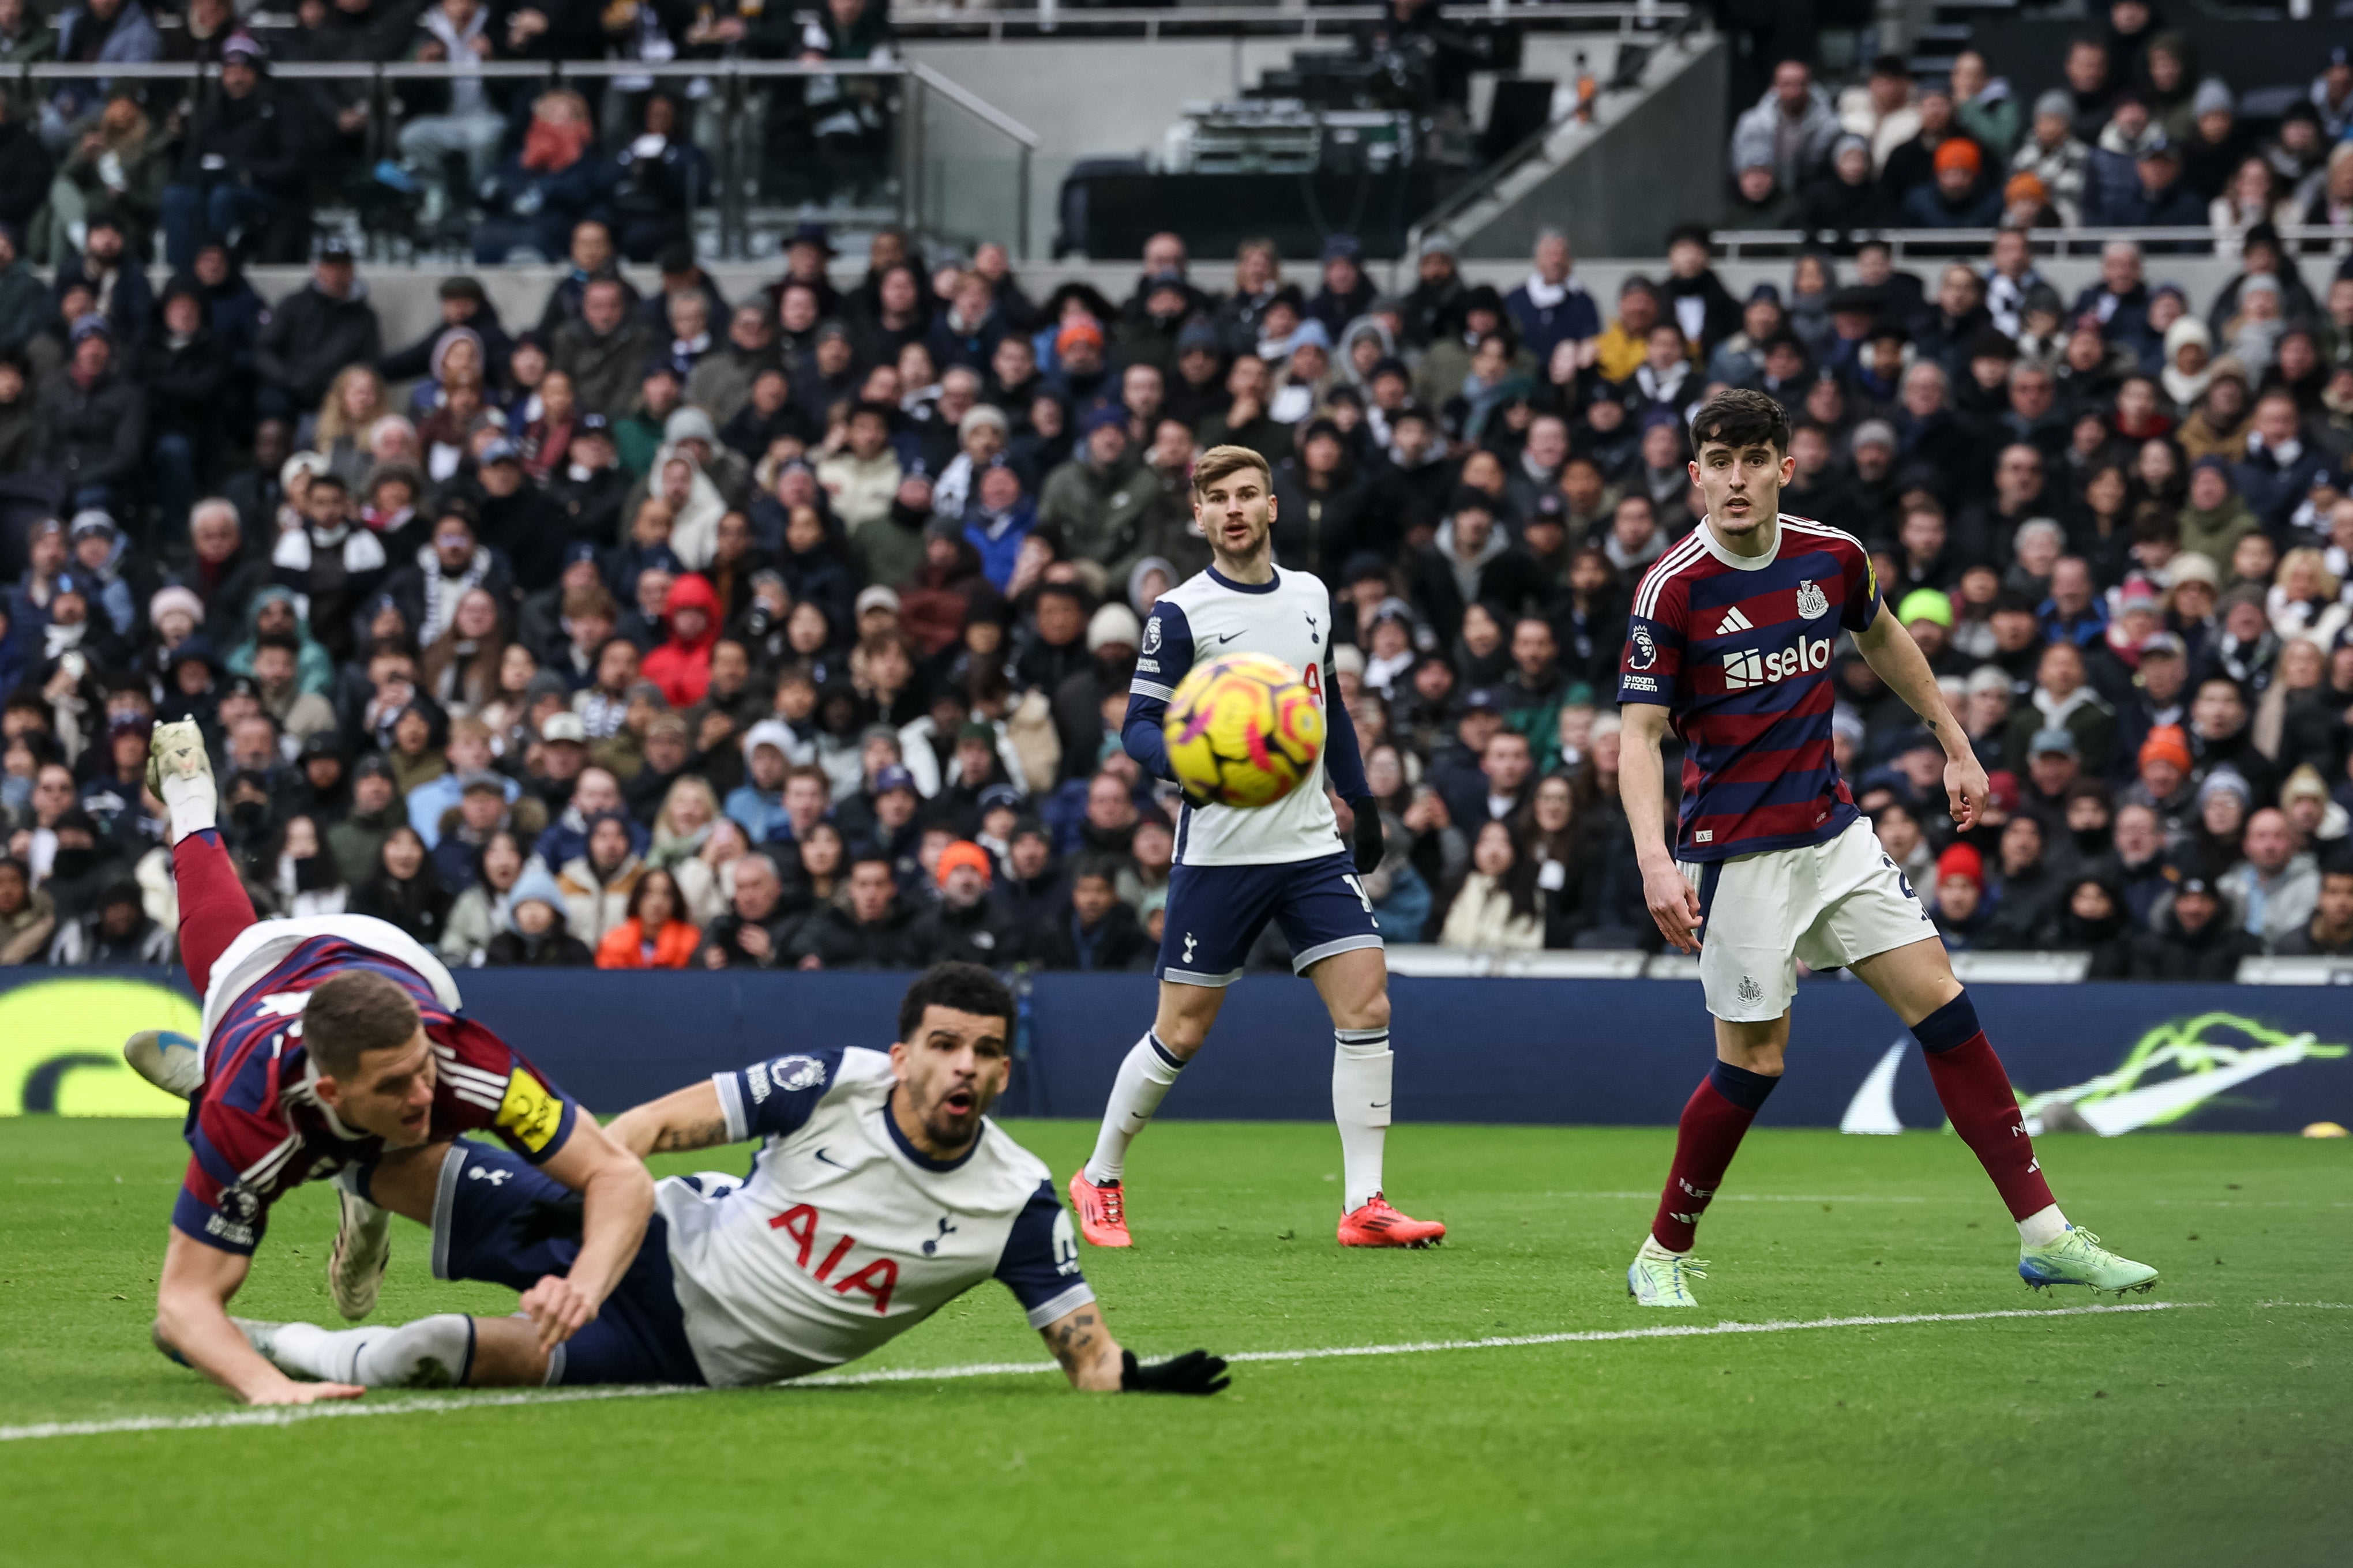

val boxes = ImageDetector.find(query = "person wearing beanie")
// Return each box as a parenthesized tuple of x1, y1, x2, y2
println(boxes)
(1930, 841, 1997, 949)
(1038, 404, 1155, 570)
(1900, 134, 2004, 227)
(2012, 87, 2092, 225)
(2181, 77, 2251, 202)
(904, 837, 1022, 968)
(1881, 82, 1980, 207)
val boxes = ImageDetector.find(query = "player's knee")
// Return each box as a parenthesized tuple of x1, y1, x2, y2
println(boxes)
(1339, 990, 1391, 1035)
(1911, 991, 1982, 1054)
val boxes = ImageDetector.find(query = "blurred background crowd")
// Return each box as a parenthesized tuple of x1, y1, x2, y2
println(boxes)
(0, 0, 2349, 976)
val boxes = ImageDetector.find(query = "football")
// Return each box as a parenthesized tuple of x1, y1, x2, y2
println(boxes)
(1163, 652, 1325, 809)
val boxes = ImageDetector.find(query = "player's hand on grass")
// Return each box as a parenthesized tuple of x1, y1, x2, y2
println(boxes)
(1120, 1348, 1230, 1396)
(1943, 751, 1988, 829)
(520, 1273, 600, 1349)
(1346, 797, 1386, 874)
(250, 1378, 365, 1407)
(1641, 859, 1703, 955)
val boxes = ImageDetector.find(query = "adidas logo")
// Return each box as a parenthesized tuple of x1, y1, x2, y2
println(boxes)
(1713, 606, 1754, 637)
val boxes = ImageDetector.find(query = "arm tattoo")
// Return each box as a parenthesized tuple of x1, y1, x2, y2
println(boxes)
(1048, 1310, 1100, 1371)
(649, 1116, 729, 1153)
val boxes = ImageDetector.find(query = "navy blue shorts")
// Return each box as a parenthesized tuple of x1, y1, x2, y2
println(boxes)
(429, 1140, 705, 1387)
(1155, 850, 1384, 987)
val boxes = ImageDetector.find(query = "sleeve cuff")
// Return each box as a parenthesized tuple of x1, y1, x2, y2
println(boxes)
(712, 1071, 749, 1144)
(1129, 679, 1174, 701)
(1022, 1281, 1096, 1330)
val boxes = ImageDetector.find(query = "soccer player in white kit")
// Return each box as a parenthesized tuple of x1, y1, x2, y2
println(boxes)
(1066, 445, 1446, 1250)
(1616, 390, 2156, 1307)
(230, 965, 1229, 1396)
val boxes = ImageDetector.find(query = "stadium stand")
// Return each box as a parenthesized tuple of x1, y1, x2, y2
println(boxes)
(0, 0, 2348, 977)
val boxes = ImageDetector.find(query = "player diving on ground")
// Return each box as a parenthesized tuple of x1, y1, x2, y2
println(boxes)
(1067, 444, 1444, 1251)
(219, 963, 1228, 1397)
(1613, 389, 2158, 1307)
(133, 720, 655, 1405)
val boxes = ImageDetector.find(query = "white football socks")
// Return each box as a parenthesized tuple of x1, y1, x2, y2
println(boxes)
(1083, 1032, 1187, 1186)
(269, 1314, 474, 1387)
(2016, 1204, 2070, 1248)
(1332, 1028, 1393, 1213)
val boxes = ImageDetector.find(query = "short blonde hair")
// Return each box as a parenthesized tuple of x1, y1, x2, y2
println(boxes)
(1191, 443, 1272, 499)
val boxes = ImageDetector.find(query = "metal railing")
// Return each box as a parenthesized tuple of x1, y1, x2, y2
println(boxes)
(1708, 224, 2353, 261)
(16, 58, 1039, 262)
(1384, 947, 2353, 986)
(885, 2, 1689, 42)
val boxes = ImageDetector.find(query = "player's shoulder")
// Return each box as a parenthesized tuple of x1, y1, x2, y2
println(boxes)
(755, 1043, 885, 1112)
(970, 1119, 1056, 1202)
(1777, 513, 1867, 560)
(1631, 530, 1716, 619)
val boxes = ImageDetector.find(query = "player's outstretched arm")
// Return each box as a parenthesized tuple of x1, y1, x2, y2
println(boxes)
(1853, 610, 1988, 829)
(522, 1115, 656, 1349)
(606, 1078, 734, 1159)
(1618, 703, 1703, 954)
(1037, 1300, 1229, 1396)
(156, 1228, 364, 1405)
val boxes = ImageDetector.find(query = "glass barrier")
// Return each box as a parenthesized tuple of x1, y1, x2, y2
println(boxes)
(10, 59, 1037, 266)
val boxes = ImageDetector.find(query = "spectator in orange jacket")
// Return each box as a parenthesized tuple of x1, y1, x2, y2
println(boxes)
(593, 866, 703, 969)
(640, 570, 719, 708)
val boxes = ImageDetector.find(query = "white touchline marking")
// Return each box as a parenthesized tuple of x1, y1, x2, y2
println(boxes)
(1540, 1191, 1931, 1204)
(788, 1302, 2202, 1386)
(0, 1303, 2212, 1443)
(2252, 1300, 2353, 1310)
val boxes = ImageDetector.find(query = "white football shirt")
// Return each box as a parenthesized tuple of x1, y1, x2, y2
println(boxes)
(1129, 566, 1345, 867)
(654, 1046, 1092, 1387)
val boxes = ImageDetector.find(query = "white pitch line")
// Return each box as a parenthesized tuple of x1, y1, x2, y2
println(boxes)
(0, 1302, 2201, 1443)
(1541, 1191, 1931, 1204)
(787, 1301, 2198, 1386)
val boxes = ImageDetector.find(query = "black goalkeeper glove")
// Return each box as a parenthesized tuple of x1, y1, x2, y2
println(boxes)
(1120, 1347, 1230, 1396)
(1348, 797, 1386, 875)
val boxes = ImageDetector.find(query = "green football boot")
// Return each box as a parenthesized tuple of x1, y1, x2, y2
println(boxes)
(1627, 1246, 1707, 1307)
(2018, 1227, 2159, 1295)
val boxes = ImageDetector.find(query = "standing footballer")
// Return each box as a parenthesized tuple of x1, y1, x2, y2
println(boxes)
(1616, 390, 2156, 1306)
(1067, 445, 1444, 1250)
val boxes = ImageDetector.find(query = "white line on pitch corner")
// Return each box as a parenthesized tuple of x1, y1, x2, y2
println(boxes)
(0, 1302, 2206, 1443)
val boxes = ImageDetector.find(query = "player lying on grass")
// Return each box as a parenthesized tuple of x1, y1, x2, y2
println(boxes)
(224, 962, 1229, 1397)
(1068, 443, 1444, 1251)
(1615, 389, 2157, 1307)
(134, 721, 654, 1406)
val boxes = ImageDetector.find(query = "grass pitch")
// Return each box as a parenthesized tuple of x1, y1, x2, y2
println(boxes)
(2, 1118, 2347, 1567)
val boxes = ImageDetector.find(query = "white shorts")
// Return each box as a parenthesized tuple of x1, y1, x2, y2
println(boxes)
(1679, 817, 1938, 1022)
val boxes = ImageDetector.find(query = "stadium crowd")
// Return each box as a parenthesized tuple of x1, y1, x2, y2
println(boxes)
(1725, 14, 2353, 239)
(3, 44, 2353, 973)
(0, 0, 899, 265)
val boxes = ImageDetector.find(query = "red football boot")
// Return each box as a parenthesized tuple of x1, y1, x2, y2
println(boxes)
(1068, 1169, 1132, 1248)
(1336, 1192, 1446, 1248)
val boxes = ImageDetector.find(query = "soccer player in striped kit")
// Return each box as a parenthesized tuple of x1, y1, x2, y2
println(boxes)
(1615, 390, 2157, 1306)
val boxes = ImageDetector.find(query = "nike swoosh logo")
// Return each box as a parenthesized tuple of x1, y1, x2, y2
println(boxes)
(1215, 631, 1242, 644)
(813, 1148, 849, 1169)
(1369, 1100, 1391, 1109)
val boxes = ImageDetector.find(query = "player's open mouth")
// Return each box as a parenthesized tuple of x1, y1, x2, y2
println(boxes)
(941, 1089, 975, 1115)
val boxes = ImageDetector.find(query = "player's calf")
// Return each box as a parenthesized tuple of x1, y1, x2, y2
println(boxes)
(249, 1313, 482, 1389)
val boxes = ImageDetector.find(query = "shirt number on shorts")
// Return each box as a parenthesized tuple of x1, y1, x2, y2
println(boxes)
(1342, 874, 1373, 912)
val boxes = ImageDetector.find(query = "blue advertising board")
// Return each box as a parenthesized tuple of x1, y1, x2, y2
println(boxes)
(0, 968, 2345, 1134)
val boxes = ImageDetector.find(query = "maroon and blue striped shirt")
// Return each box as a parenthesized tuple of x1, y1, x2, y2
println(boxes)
(1616, 514, 1882, 863)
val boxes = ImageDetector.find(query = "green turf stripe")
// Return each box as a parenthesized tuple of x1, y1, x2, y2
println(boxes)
(0, 1302, 2221, 1443)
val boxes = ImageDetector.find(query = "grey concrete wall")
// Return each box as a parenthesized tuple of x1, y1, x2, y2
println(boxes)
(1455, 35, 1727, 261)
(902, 34, 1617, 258)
